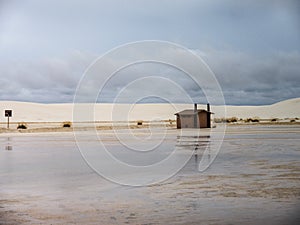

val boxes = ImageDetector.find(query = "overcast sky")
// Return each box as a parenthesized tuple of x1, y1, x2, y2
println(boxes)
(0, 0, 299, 105)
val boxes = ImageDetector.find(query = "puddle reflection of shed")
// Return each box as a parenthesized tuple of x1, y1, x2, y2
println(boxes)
(175, 104, 212, 129)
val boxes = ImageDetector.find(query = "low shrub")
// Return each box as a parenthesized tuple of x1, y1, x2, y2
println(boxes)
(17, 122, 27, 129)
(215, 117, 239, 123)
(244, 118, 252, 123)
(214, 118, 226, 123)
(245, 118, 260, 123)
(226, 117, 238, 123)
(62, 121, 72, 128)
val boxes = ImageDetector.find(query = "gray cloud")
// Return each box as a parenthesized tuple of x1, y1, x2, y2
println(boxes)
(1, 47, 298, 105)
(0, 51, 95, 103)
(203, 50, 300, 105)
(0, 0, 299, 105)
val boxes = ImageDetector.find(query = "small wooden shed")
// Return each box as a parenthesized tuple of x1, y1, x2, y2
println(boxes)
(175, 104, 212, 129)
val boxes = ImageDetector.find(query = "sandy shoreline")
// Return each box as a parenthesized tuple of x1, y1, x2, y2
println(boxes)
(1, 121, 300, 135)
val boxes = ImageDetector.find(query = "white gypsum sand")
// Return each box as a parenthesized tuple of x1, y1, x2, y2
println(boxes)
(0, 98, 299, 123)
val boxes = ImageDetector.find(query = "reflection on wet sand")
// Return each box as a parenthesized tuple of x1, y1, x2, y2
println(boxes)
(0, 125, 300, 224)
(5, 137, 12, 151)
(177, 134, 210, 171)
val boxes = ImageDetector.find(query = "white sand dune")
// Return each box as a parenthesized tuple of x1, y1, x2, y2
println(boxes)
(0, 98, 299, 123)
(220, 97, 300, 119)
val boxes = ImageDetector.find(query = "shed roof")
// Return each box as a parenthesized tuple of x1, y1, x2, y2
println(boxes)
(174, 109, 213, 115)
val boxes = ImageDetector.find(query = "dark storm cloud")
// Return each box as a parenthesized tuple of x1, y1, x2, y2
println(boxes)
(0, 0, 299, 105)
(97, 61, 206, 103)
(203, 50, 300, 105)
(0, 48, 299, 105)
(0, 51, 94, 103)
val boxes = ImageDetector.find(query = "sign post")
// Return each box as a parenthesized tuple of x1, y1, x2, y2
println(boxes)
(4, 110, 12, 129)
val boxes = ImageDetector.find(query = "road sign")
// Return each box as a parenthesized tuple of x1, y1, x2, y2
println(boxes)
(5, 110, 12, 117)
(4, 110, 12, 128)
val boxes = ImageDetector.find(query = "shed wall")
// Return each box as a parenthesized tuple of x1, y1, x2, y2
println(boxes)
(199, 112, 208, 128)
(176, 111, 211, 129)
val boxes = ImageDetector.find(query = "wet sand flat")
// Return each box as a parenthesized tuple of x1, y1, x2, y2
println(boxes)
(0, 125, 300, 224)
